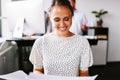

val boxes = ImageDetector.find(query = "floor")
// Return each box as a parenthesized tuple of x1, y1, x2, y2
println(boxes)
(89, 62, 120, 80)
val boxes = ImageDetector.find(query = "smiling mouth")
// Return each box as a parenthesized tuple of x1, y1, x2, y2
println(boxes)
(59, 27, 67, 31)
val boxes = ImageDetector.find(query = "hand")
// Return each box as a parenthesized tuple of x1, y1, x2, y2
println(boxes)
(79, 70, 89, 76)
(33, 68, 44, 74)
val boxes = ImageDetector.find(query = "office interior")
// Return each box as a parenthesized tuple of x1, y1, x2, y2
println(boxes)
(0, 0, 120, 80)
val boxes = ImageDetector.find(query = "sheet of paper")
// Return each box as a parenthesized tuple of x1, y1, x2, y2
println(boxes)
(29, 72, 98, 80)
(0, 70, 98, 80)
(0, 70, 29, 80)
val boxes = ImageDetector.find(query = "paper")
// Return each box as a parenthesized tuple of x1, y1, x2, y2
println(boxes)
(0, 71, 29, 80)
(29, 73, 98, 80)
(0, 70, 98, 80)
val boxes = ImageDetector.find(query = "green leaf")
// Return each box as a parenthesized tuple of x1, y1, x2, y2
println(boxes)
(91, 11, 98, 14)
(91, 9, 108, 18)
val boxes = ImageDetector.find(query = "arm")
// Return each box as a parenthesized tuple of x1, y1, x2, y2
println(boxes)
(29, 38, 44, 74)
(81, 24, 87, 31)
(79, 38, 93, 76)
(81, 24, 87, 35)
(33, 68, 44, 74)
(81, 13, 88, 31)
(79, 70, 89, 76)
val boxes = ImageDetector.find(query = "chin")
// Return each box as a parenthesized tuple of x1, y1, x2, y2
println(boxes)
(60, 30, 68, 33)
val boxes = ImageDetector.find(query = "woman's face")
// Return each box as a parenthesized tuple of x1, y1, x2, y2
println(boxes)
(50, 6, 72, 36)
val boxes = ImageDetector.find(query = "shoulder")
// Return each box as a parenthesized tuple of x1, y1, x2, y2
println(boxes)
(34, 33, 50, 44)
(74, 10, 85, 15)
(75, 35, 87, 40)
(73, 10, 86, 20)
(74, 35, 89, 44)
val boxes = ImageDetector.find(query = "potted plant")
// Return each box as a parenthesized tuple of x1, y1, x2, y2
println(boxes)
(91, 9, 108, 27)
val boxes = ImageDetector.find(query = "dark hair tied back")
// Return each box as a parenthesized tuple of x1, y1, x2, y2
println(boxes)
(49, 0, 74, 16)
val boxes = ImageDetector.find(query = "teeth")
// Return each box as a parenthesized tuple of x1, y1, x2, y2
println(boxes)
(60, 27, 66, 31)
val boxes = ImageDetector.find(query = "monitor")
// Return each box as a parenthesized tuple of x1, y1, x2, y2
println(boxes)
(5, 0, 45, 36)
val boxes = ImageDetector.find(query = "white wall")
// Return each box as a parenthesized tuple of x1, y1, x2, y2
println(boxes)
(1, 0, 120, 62)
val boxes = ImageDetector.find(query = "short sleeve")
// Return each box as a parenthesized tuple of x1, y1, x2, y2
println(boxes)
(29, 38, 43, 69)
(80, 38, 93, 70)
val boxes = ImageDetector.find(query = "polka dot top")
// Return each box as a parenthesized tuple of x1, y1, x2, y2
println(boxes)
(29, 33, 93, 76)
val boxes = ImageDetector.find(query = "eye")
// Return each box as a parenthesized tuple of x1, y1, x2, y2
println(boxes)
(54, 18, 60, 22)
(64, 17, 70, 21)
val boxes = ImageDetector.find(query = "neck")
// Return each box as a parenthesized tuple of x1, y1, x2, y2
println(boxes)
(52, 31, 74, 37)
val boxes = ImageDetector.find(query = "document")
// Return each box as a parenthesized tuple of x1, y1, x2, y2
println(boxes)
(0, 71, 29, 80)
(0, 70, 98, 80)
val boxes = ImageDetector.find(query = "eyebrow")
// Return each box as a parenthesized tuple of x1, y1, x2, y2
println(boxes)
(53, 15, 72, 19)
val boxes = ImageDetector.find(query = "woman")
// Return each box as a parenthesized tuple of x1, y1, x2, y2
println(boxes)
(29, 0, 93, 76)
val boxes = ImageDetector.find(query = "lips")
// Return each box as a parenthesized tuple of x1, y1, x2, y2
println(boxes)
(59, 27, 67, 31)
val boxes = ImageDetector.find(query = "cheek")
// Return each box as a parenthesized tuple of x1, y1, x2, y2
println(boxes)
(67, 19, 72, 27)
(51, 20, 59, 28)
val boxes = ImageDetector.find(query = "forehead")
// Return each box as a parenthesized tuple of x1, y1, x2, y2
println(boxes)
(50, 5, 72, 16)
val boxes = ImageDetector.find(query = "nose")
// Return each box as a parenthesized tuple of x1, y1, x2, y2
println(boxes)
(60, 20, 65, 27)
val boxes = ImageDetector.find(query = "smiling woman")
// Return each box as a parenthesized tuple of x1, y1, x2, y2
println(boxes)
(29, 0, 93, 77)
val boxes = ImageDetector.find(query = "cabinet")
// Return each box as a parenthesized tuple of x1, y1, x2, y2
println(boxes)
(87, 27, 109, 65)
(91, 40, 108, 65)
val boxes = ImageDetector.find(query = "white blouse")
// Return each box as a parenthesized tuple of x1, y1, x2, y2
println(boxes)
(29, 33, 93, 76)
